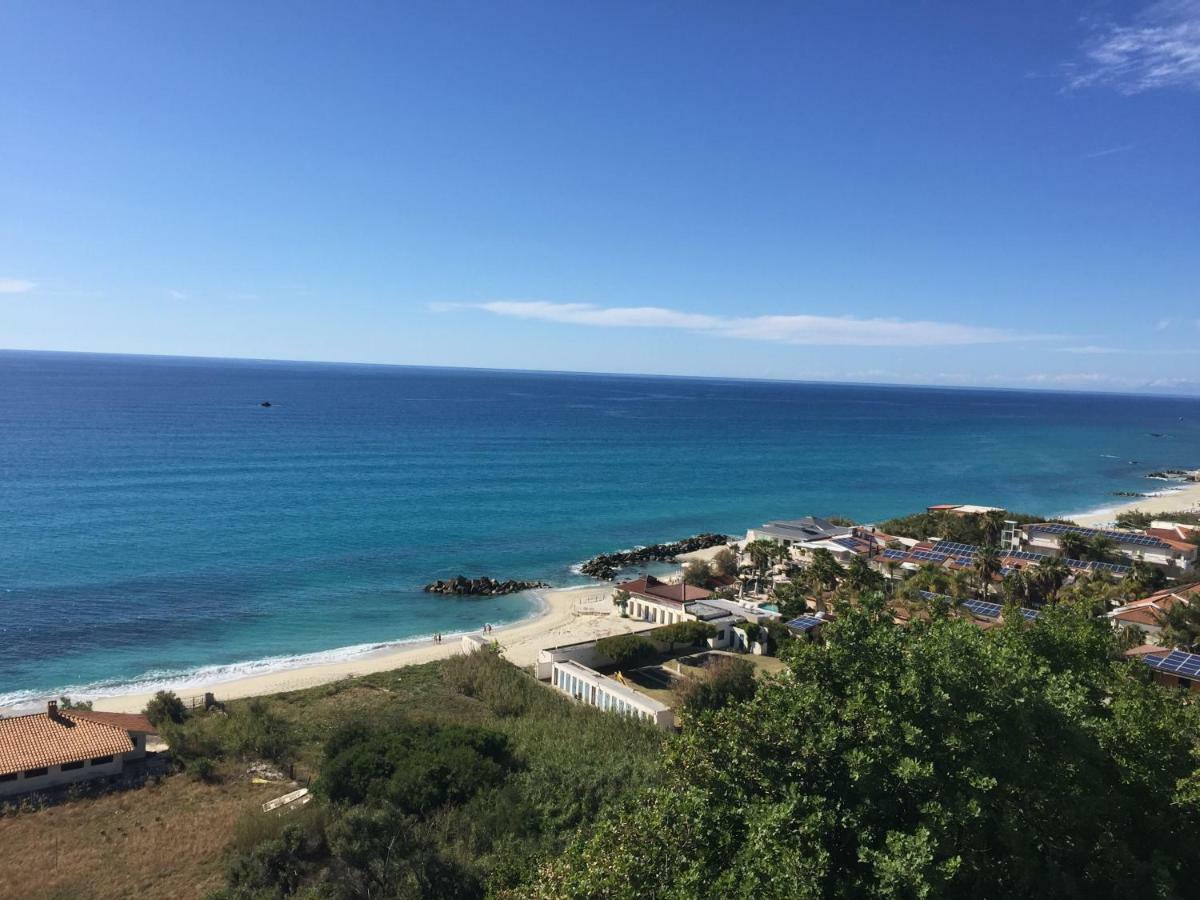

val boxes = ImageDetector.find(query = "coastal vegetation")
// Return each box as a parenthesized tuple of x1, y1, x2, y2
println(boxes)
(878, 508, 1060, 545)
(524, 596, 1200, 898)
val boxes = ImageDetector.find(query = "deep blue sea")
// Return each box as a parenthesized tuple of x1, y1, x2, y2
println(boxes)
(3, 350, 1199, 706)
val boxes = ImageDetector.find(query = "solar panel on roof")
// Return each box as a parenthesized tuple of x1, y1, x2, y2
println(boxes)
(786, 615, 824, 632)
(1004, 550, 1047, 562)
(1146, 650, 1200, 678)
(962, 598, 1003, 619)
(1019, 607, 1039, 620)
(1031, 523, 1169, 549)
(910, 550, 949, 563)
(917, 590, 951, 602)
(880, 548, 910, 560)
(932, 540, 979, 556)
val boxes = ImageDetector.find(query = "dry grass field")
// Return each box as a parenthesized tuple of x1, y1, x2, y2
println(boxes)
(0, 767, 281, 900)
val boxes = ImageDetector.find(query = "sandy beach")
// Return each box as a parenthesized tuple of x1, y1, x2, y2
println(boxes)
(1069, 480, 1200, 528)
(82, 584, 649, 715)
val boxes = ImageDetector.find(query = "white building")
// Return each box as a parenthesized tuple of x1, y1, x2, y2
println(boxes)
(550, 659, 674, 729)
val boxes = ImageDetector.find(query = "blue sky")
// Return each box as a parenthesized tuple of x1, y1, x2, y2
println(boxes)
(2, 1, 1198, 393)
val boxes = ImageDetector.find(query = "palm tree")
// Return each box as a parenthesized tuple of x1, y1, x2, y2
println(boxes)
(1160, 600, 1200, 651)
(1086, 534, 1120, 563)
(1059, 531, 1090, 561)
(1034, 556, 1069, 602)
(974, 545, 1001, 600)
(1125, 560, 1166, 597)
(612, 588, 631, 617)
(982, 509, 1007, 546)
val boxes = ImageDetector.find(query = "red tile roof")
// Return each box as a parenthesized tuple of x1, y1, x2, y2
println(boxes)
(617, 575, 713, 606)
(0, 709, 151, 777)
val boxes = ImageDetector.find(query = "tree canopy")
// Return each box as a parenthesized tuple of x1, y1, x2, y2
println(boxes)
(524, 596, 1200, 899)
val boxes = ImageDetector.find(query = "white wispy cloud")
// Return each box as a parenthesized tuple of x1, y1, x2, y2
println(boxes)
(1083, 144, 1136, 158)
(437, 300, 1044, 347)
(1066, 0, 1200, 94)
(1057, 345, 1128, 354)
(168, 289, 187, 301)
(0, 278, 36, 294)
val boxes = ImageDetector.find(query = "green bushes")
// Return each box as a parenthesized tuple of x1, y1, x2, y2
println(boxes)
(650, 620, 716, 650)
(674, 656, 757, 714)
(143, 689, 185, 727)
(162, 696, 298, 775)
(595, 634, 656, 668)
(317, 721, 514, 812)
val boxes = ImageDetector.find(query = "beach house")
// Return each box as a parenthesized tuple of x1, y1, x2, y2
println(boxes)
(0, 702, 158, 799)
(1108, 583, 1200, 643)
(1020, 523, 1197, 572)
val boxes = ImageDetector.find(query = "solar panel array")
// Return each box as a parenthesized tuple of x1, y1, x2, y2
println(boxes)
(916, 590, 952, 602)
(954, 556, 975, 566)
(910, 550, 949, 563)
(1089, 560, 1132, 575)
(880, 548, 911, 561)
(1144, 650, 1200, 678)
(932, 540, 979, 556)
(962, 598, 1003, 619)
(1030, 523, 1169, 549)
(786, 615, 825, 632)
(1004, 549, 1049, 562)
(1019, 607, 1040, 621)
(833, 537, 862, 551)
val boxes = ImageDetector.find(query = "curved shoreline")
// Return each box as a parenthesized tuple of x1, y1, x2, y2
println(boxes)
(1064, 480, 1200, 527)
(0, 585, 628, 716)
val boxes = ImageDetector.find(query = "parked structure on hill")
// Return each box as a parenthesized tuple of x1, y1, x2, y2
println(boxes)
(0, 701, 158, 799)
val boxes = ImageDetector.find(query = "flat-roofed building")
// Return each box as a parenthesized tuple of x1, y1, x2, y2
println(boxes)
(550, 660, 674, 729)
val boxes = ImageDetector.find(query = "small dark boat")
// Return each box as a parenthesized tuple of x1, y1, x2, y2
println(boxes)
(260, 401, 272, 408)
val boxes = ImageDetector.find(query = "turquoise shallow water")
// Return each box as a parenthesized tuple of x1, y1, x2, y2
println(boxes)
(2, 350, 1198, 705)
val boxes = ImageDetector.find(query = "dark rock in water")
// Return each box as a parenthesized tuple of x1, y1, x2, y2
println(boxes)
(423, 575, 549, 596)
(1148, 432, 1165, 438)
(579, 533, 731, 581)
(260, 401, 272, 408)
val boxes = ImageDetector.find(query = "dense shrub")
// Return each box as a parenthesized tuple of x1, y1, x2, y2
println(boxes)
(650, 620, 716, 649)
(674, 656, 757, 714)
(317, 721, 514, 813)
(595, 634, 656, 668)
(143, 690, 186, 727)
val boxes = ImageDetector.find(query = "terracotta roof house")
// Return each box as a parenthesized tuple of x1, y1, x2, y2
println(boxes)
(1108, 583, 1200, 641)
(0, 701, 157, 799)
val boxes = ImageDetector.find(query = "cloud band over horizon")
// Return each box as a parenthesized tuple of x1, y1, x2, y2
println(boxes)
(433, 300, 1043, 347)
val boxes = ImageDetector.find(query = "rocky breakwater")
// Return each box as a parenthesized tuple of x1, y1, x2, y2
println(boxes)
(423, 576, 550, 596)
(579, 533, 731, 580)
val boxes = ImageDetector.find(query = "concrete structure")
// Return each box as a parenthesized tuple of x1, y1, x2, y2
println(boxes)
(746, 516, 850, 547)
(0, 702, 157, 799)
(550, 659, 674, 729)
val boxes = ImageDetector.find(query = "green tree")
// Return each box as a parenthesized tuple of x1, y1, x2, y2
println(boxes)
(1124, 560, 1166, 596)
(682, 560, 712, 588)
(974, 544, 1002, 600)
(143, 689, 186, 727)
(807, 548, 844, 592)
(612, 588, 631, 617)
(595, 634, 657, 669)
(746, 539, 782, 576)
(674, 656, 757, 715)
(58, 696, 93, 711)
(711, 547, 738, 578)
(982, 509, 1007, 545)
(651, 620, 716, 651)
(844, 554, 884, 594)
(1160, 599, 1200, 651)
(1033, 556, 1069, 602)
(1086, 534, 1121, 563)
(527, 597, 1200, 898)
(1058, 531, 1090, 561)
